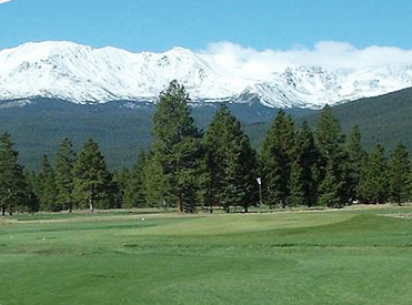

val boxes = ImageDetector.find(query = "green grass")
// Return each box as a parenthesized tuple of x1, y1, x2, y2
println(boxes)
(1, 207, 411, 305)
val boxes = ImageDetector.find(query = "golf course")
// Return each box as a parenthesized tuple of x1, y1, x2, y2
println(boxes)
(0, 206, 411, 305)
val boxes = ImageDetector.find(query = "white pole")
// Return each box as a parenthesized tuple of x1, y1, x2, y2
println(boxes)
(257, 178, 262, 206)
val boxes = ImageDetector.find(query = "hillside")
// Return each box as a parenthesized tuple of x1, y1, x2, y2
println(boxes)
(312, 87, 412, 151)
(1, 87, 412, 169)
(217, 87, 412, 153)
(0, 99, 287, 169)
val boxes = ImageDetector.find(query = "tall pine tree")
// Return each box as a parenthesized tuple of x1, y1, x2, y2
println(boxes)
(204, 103, 258, 213)
(37, 154, 59, 211)
(318, 160, 343, 207)
(55, 138, 76, 213)
(24, 171, 41, 213)
(123, 151, 147, 208)
(73, 138, 114, 212)
(288, 160, 305, 207)
(388, 144, 410, 205)
(358, 144, 388, 204)
(0, 132, 28, 215)
(346, 125, 366, 203)
(112, 167, 131, 208)
(261, 109, 296, 208)
(152, 81, 203, 213)
(295, 120, 320, 207)
(315, 105, 347, 206)
(141, 152, 168, 208)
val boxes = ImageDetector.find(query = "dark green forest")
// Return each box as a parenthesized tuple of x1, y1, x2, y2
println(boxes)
(1, 82, 411, 215)
(1, 87, 412, 170)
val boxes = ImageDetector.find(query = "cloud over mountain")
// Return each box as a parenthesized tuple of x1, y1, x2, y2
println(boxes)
(203, 41, 412, 72)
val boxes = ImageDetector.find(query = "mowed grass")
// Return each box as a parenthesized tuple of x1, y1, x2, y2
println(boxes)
(0, 207, 411, 305)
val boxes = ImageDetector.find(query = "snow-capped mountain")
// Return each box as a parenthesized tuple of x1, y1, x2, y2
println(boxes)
(1, 41, 412, 109)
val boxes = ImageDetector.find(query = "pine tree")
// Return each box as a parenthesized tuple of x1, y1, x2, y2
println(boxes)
(388, 144, 410, 205)
(314, 105, 347, 206)
(318, 160, 343, 207)
(73, 138, 114, 212)
(112, 168, 130, 208)
(141, 153, 168, 208)
(152, 81, 203, 213)
(123, 151, 147, 208)
(315, 106, 345, 160)
(203, 104, 228, 211)
(261, 109, 296, 208)
(295, 120, 320, 206)
(24, 171, 41, 213)
(346, 126, 366, 203)
(204, 103, 258, 213)
(37, 154, 59, 211)
(55, 138, 76, 213)
(0, 132, 28, 215)
(357, 144, 388, 204)
(288, 160, 305, 207)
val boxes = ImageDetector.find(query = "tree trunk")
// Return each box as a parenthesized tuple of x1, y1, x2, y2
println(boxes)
(69, 203, 73, 214)
(1, 206, 4, 216)
(176, 194, 183, 214)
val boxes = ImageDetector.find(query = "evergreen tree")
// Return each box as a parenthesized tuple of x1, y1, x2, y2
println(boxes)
(314, 105, 347, 206)
(73, 138, 114, 212)
(152, 81, 203, 213)
(204, 103, 258, 213)
(346, 126, 366, 202)
(123, 151, 147, 208)
(288, 160, 305, 207)
(315, 105, 346, 161)
(318, 160, 343, 207)
(141, 152, 168, 208)
(0, 132, 28, 215)
(388, 144, 410, 205)
(203, 104, 227, 211)
(112, 168, 130, 208)
(37, 154, 59, 211)
(24, 171, 41, 213)
(55, 138, 76, 213)
(357, 144, 388, 204)
(295, 120, 320, 206)
(261, 109, 296, 208)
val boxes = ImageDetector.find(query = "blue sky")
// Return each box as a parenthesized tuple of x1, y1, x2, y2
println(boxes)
(1, 0, 412, 52)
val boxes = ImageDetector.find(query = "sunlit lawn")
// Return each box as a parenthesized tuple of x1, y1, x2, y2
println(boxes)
(0, 206, 411, 305)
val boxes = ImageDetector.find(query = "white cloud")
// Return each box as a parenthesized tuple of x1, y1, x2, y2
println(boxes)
(201, 41, 412, 75)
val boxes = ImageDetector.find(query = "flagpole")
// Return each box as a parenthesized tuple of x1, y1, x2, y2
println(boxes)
(257, 177, 262, 207)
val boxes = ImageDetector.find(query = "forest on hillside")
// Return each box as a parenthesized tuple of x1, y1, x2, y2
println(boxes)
(0, 81, 410, 215)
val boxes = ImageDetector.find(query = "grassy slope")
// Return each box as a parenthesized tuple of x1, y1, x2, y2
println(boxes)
(1, 207, 411, 305)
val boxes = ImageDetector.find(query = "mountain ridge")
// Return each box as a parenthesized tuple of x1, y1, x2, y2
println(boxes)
(1, 41, 412, 109)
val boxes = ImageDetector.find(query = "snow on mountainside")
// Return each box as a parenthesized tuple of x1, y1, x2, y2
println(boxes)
(0, 41, 412, 109)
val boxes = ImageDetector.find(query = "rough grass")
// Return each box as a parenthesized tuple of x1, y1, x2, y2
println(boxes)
(0, 206, 411, 305)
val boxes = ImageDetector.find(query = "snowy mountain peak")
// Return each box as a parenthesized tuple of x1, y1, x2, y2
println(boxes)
(1, 41, 412, 109)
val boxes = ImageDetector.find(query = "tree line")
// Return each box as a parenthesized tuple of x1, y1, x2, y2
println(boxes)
(0, 81, 410, 215)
